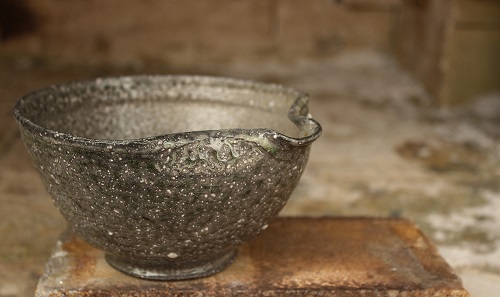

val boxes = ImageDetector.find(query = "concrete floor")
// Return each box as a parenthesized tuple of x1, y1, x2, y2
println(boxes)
(1, 50, 499, 296)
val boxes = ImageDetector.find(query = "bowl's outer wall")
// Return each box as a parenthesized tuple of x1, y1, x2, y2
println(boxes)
(19, 126, 311, 265)
(13, 76, 321, 269)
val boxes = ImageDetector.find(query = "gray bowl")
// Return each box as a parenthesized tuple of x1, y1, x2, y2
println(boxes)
(13, 75, 321, 280)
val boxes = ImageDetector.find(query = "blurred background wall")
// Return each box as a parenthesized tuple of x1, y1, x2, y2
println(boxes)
(0, 0, 398, 65)
(1, 0, 498, 106)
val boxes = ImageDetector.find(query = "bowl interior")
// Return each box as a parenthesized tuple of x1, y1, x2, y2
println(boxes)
(17, 76, 302, 140)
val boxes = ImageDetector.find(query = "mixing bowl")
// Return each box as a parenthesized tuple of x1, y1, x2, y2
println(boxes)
(13, 75, 321, 280)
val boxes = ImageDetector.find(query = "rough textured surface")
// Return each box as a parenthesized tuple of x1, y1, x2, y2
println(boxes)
(13, 76, 321, 280)
(36, 217, 469, 297)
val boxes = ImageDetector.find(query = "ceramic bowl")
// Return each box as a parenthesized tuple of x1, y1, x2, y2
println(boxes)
(13, 75, 321, 280)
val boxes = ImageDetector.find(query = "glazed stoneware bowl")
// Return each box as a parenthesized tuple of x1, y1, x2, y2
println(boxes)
(13, 75, 322, 280)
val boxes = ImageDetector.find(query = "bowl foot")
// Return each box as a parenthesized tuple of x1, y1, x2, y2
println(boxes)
(105, 250, 237, 280)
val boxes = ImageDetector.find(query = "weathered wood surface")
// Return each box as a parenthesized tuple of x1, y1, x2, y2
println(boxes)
(36, 218, 468, 297)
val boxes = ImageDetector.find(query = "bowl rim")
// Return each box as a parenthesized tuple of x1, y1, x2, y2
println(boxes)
(13, 75, 322, 151)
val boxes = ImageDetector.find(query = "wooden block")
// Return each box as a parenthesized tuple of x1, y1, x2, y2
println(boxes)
(36, 218, 469, 297)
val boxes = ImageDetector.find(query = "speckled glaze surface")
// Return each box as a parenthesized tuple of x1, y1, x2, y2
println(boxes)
(13, 75, 321, 280)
